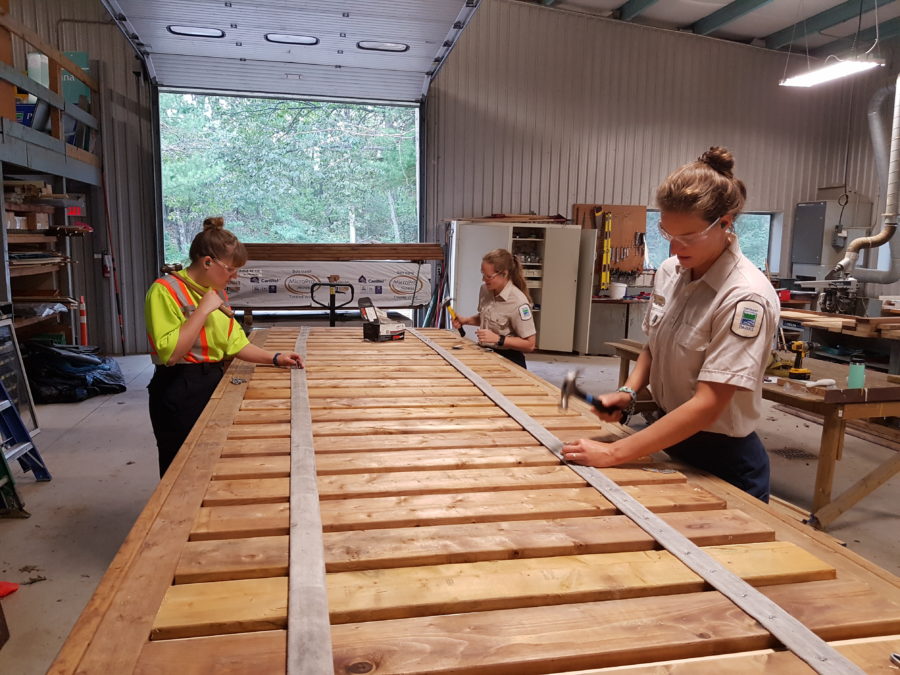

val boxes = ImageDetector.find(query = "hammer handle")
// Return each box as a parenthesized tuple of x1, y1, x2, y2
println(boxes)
(584, 394, 620, 415)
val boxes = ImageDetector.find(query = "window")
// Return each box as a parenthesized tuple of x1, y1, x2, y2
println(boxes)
(159, 93, 419, 263)
(644, 210, 772, 270)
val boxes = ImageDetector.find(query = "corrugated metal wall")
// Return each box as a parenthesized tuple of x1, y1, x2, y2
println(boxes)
(425, 0, 894, 278)
(10, 0, 157, 354)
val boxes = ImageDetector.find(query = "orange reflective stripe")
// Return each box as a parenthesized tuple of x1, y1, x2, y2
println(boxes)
(156, 278, 184, 306)
(199, 325, 210, 362)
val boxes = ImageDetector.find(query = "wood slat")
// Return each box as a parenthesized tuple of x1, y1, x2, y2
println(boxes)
(190, 484, 726, 540)
(174, 509, 774, 582)
(152, 541, 834, 637)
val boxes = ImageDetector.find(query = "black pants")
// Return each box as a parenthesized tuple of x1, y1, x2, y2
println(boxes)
(147, 362, 224, 477)
(665, 430, 770, 502)
(495, 348, 527, 369)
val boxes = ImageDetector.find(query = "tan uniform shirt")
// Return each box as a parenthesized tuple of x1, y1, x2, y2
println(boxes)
(478, 281, 537, 339)
(643, 236, 778, 437)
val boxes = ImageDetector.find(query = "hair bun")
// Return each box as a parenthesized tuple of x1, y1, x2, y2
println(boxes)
(202, 216, 225, 231)
(698, 146, 734, 176)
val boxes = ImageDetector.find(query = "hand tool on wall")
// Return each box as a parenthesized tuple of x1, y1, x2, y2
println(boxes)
(441, 297, 466, 336)
(559, 370, 622, 415)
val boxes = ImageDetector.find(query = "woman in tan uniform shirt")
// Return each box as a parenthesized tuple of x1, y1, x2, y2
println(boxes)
(562, 147, 779, 501)
(453, 249, 536, 368)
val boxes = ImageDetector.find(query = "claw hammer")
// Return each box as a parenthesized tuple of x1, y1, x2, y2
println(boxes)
(559, 370, 622, 415)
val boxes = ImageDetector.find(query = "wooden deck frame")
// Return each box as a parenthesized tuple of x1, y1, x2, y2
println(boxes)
(51, 328, 900, 674)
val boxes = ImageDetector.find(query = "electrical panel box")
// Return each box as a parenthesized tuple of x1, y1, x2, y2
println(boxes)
(791, 198, 872, 279)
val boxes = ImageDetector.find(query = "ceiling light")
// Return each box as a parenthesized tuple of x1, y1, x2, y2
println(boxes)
(265, 33, 319, 46)
(167, 25, 225, 38)
(357, 41, 409, 52)
(780, 57, 884, 88)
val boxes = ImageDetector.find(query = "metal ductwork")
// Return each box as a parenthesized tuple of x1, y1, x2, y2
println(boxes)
(828, 72, 900, 284)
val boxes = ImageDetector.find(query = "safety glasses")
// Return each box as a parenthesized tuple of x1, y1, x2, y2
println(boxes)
(657, 216, 722, 247)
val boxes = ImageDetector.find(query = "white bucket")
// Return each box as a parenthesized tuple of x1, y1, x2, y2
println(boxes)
(608, 282, 627, 300)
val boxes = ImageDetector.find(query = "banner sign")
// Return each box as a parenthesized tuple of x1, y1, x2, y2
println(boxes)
(226, 260, 432, 308)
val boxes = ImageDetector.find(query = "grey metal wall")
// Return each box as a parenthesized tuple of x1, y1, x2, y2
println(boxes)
(11, 0, 157, 354)
(425, 0, 890, 278)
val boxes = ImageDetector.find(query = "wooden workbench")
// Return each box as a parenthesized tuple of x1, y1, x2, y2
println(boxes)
(606, 339, 900, 529)
(51, 328, 900, 673)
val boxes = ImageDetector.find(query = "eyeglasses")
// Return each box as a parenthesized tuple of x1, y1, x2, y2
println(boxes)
(657, 216, 722, 246)
(213, 258, 239, 274)
(482, 271, 504, 281)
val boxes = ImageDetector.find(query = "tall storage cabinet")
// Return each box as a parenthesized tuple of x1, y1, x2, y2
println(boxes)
(448, 221, 581, 352)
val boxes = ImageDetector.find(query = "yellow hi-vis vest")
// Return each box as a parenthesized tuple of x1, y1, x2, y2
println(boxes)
(144, 271, 249, 366)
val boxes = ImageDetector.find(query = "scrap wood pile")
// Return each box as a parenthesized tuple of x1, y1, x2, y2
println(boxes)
(781, 309, 900, 339)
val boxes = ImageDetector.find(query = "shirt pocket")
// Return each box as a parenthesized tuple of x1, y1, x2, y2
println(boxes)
(677, 324, 710, 352)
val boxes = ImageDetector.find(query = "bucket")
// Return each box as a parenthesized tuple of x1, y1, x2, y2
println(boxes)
(609, 282, 627, 300)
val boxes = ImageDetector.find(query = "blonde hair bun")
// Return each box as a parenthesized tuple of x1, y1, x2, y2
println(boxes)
(698, 147, 734, 177)
(202, 216, 225, 231)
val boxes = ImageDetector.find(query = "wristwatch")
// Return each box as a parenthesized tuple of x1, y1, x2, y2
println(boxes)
(497, 334, 506, 348)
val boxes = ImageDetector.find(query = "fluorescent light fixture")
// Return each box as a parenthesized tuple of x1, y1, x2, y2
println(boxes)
(357, 41, 409, 52)
(265, 33, 319, 45)
(780, 57, 884, 87)
(167, 25, 225, 38)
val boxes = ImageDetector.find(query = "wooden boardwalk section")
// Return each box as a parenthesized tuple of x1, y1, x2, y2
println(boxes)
(52, 327, 900, 673)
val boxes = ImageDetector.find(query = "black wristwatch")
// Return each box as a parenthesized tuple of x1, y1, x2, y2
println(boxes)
(497, 334, 506, 348)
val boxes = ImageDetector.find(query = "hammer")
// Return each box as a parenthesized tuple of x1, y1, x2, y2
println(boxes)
(160, 262, 235, 319)
(559, 370, 621, 415)
(441, 297, 466, 337)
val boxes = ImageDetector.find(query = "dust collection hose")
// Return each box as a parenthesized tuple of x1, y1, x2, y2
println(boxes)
(828, 72, 900, 281)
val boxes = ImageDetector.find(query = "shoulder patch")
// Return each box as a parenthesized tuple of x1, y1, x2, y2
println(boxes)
(731, 300, 764, 338)
(518, 304, 533, 321)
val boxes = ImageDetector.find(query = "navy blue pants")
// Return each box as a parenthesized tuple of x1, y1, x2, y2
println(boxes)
(148, 362, 224, 477)
(495, 348, 527, 369)
(664, 430, 770, 502)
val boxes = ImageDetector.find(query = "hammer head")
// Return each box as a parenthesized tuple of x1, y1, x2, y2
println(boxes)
(559, 370, 579, 411)
(440, 297, 453, 310)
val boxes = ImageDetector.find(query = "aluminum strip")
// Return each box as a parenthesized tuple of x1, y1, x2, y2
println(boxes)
(287, 328, 335, 675)
(408, 327, 865, 675)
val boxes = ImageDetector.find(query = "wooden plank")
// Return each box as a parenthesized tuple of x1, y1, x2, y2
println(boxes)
(313, 430, 545, 452)
(327, 581, 900, 674)
(313, 446, 557, 474)
(152, 541, 834, 637)
(560, 635, 900, 674)
(241, 242, 444, 262)
(190, 484, 726, 540)
(136, 632, 900, 675)
(220, 438, 289, 457)
(47, 354, 261, 673)
(174, 509, 774, 582)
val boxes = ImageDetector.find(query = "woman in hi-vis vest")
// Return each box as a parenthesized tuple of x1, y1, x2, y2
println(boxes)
(144, 217, 303, 476)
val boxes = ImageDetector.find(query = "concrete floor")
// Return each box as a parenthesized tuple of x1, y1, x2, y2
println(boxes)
(1, 347, 898, 674)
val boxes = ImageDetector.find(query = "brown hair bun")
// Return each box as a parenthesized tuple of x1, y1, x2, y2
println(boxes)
(202, 216, 225, 231)
(698, 147, 734, 177)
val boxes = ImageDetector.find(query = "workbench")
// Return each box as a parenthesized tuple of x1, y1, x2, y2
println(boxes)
(606, 338, 900, 529)
(51, 328, 900, 673)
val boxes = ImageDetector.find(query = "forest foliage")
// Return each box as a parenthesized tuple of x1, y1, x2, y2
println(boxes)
(159, 93, 419, 263)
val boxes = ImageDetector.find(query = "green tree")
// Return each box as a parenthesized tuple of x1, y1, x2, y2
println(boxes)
(159, 94, 419, 263)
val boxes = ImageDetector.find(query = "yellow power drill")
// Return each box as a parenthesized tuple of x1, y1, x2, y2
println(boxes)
(788, 341, 816, 380)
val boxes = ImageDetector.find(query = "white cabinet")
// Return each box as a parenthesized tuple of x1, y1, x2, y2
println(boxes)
(448, 221, 581, 352)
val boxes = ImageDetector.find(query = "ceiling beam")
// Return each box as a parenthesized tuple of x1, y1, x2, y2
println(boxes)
(617, 0, 659, 22)
(810, 15, 900, 57)
(766, 0, 894, 51)
(692, 0, 774, 36)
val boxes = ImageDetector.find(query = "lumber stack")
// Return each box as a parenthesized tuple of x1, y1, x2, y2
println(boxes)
(782, 308, 900, 339)
(52, 327, 900, 674)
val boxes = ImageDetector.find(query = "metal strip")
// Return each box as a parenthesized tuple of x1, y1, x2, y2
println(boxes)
(408, 328, 864, 675)
(287, 328, 335, 675)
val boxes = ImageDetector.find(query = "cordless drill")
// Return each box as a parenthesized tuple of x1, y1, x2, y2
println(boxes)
(788, 341, 816, 380)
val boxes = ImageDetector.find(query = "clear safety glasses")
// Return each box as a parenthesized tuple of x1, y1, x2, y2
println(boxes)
(657, 216, 722, 247)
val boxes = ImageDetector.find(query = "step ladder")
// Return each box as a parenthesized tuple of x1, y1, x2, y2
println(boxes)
(0, 380, 50, 518)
